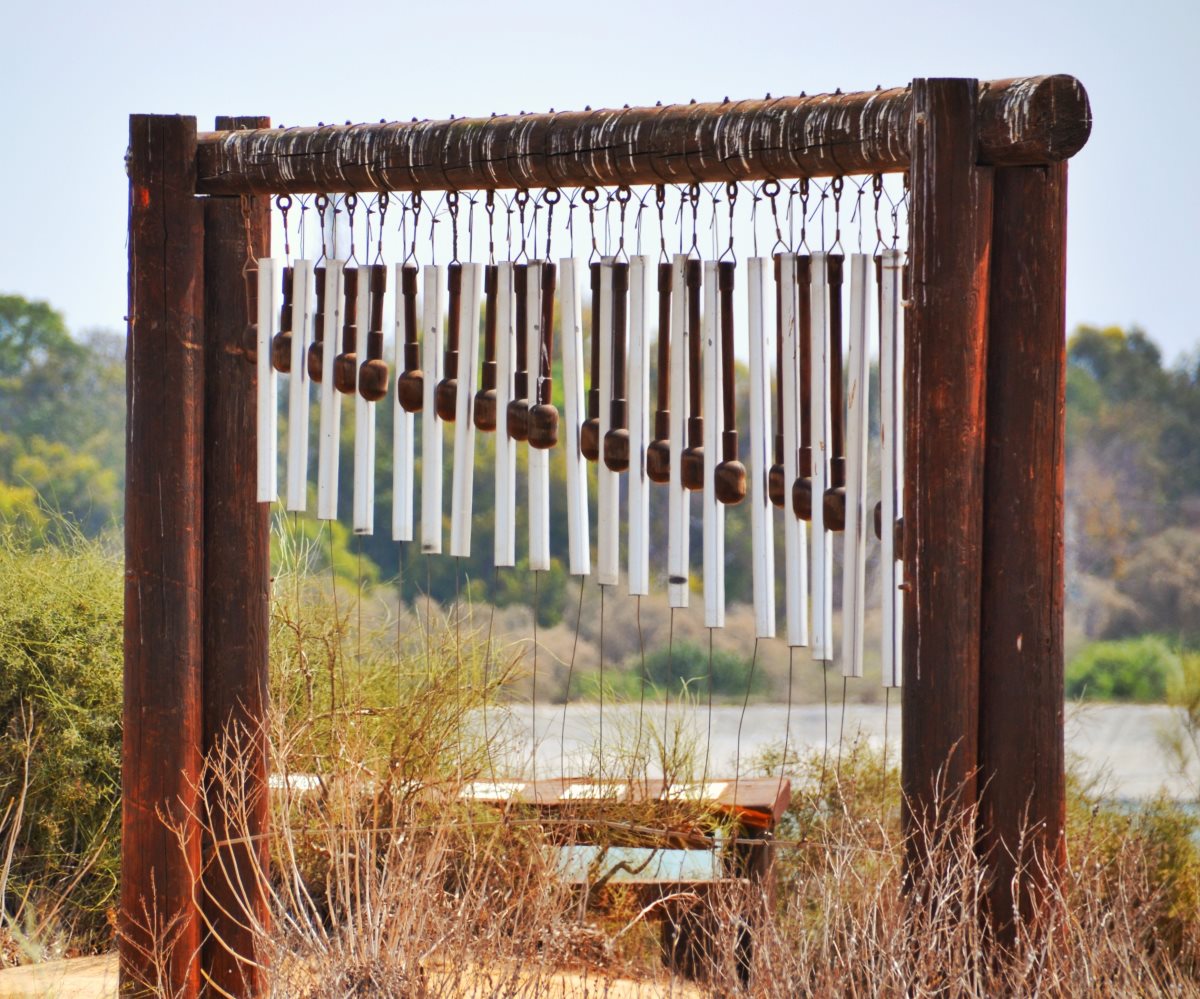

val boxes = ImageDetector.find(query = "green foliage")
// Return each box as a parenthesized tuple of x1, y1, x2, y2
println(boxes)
(631, 640, 765, 700)
(0, 298, 124, 536)
(1067, 325, 1200, 580)
(1066, 635, 1181, 702)
(0, 528, 123, 945)
(1067, 773, 1200, 968)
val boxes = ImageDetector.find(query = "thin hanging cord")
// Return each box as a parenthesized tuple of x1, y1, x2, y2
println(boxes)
(597, 584, 605, 781)
(455, 559, 464, 781)
(532, 570, 540, 785)
(702, 627, 714, 788)
(634, 594, 647, 780)
(561, 582, 586, 783)
(837, 676, 849, 789)
(483, 562, 499, 785)
(734, 637, 760, 808)
(821, 663, 830, 791)
(779, 646, 795, 805)
(396, 543, 404, 707)
(664, 606, 676, 784)
(356, 536, 363, 663)
(883, 687, 891, 789)
(424, 554, 433, 681)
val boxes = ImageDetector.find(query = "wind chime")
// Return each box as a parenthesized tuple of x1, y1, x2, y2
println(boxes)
(253, 168, 910, 793)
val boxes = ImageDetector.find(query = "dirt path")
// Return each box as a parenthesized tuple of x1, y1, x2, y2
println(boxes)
(0, 954, 702, 998)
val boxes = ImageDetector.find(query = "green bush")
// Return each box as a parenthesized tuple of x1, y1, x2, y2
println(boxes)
(638, 641, 765, 700)
(0, 527, 123, 948)
(1066, 635, 1181, 702)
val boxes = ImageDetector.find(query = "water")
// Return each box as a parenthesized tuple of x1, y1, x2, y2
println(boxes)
(472, 701, 1197, 801)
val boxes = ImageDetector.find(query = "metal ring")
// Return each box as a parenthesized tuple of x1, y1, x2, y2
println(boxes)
(543, 187, 561, 205)
(580, 186, 600, 206)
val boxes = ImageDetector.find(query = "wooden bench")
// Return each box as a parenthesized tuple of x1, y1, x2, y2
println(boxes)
(461, 777, 792, 981)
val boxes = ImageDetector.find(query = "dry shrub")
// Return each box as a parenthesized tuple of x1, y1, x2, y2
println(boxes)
(126, 558, 1200, 996)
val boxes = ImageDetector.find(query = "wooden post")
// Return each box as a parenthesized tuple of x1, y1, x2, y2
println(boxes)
(901, 80, 993, 855)
(123, 114, 205, 998)
(201, 115, 272, 998)
(978, 162, 1068, 938)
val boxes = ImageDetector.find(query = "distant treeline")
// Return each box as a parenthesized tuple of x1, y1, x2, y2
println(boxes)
(3, 295, 1199, 643)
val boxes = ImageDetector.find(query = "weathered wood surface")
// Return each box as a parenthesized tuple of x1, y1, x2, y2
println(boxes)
(978, 162, 1068, 941)
(123, 114, 204, 998)
(194, 76, 1090, 195)
(201, 115, 272, 999)
(900, 80, 993, 849)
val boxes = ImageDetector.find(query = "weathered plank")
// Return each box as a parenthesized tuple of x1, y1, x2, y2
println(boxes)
(900, 80, 993, 856)
(194, 76, 1090, 195)
(978, 162, 1068, 941)
(123, 114, 204, 999)
(201, 115, 272, 999)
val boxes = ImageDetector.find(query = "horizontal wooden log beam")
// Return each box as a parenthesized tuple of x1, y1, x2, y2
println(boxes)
(195, 75, 1090, 195)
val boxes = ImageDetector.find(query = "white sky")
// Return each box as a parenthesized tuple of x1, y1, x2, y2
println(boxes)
(2, 0, 1196, 363)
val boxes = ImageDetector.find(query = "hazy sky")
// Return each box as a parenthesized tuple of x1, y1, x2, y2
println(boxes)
(2, 0, 1196, 362)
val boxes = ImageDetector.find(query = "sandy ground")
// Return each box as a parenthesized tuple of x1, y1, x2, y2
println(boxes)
(0, 953, 703, 998)
(0, 955, 117, 999)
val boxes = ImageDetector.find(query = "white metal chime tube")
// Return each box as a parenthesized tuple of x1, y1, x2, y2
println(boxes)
(451, 263, 483, 557)
(494, 262, 517, 568)
(527, 263, 551, 571)
(317, 260, 345, 521)
(392, 263, 415, 541)
(353, 269, 375, 534)
(747, 257, 776, 639)
(880, 247, 905, 688)
(596, 258, 620, 587)
(420, 264, 445, 554)
(256, 257, 279, 503)
(560, 256, 591, 576)
(286, 260, 313, 512)
(781, 255, 808, 647)
(809, 251, 833, 661)
(842, 254, 872, 678)
(627, 255, 652, 596)
(667, 254, 691, 609)
(702, 260, 725, 628)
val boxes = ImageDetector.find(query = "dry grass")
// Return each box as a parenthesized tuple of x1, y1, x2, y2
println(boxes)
(105, 561, 1200, 997)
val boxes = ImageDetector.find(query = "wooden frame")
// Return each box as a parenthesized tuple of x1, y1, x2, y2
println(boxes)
(123, 75, 1090, 996)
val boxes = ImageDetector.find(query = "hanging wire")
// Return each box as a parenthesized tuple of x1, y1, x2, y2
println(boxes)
(345, 193, 359, 263)
(277, 195, 292, 261)
(829, 176, 844, 254)
(544, 188, 559, 260)
(566, 187, 580, 258)
(656, 184, 668, 264)
(764, 180, 785, 256)
(561, 582, 586, 784)
(485, 190, 496, 265)
(466, 191, 477, 261)
(703, 181, 723, 261)
(447, 190, 461, 264)
(687, 182, 701, 258)
(635, 594, 647, 777)
(734, 637, 761, 808)
(582, 186, 600, 263)
(632, 186, 651, 258)
(296, 195, 310, 260)
(848, 177, 869, 253)
(514, 189, 530, 262)
(718, 181, 738, 263)
(405, 191, 422, 265)
(315, 194, 330, 263)
(613, 186, 631, 263)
